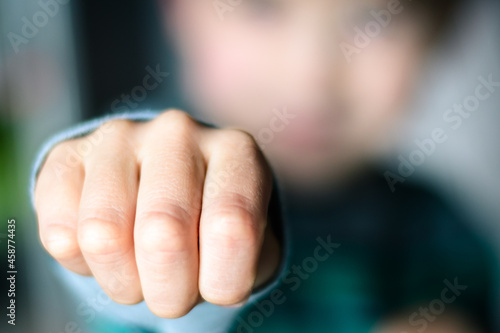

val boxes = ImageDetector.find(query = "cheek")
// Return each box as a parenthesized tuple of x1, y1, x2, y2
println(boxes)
(355, 45, 416, 111)
(348, 41, 422, 131)
(204, 41, 250, 89)
(187, 29, 273, 124)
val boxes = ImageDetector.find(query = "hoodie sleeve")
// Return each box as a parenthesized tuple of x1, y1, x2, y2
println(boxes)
(30, 110, 290, 333)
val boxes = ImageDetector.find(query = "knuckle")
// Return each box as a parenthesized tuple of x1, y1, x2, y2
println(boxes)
(78, 217, 130, 257)
(45, 141, 79, 165)
(218, 130, 269, 174)
(146, 110, 198, 149)
(158, 110, 195, 132)
(99, 119, 134, 137)
(42, 224, 80, 261)
(136, 211, 191, 256)
(107, 292, 143, 305)
(206, 210, 261, 252)
(91, 120, 135, 152)
(48, 141, 71, 159)
(201, 286, 250, 306)
(107, 289, 143, 305)
(224, 129, 258, 150)
(147, 300, 197, 319)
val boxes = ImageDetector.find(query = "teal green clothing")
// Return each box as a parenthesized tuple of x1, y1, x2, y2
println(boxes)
(231, 171, 495, 333)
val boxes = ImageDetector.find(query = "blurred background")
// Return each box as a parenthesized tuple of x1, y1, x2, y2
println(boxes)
(0, 0, 498, 332)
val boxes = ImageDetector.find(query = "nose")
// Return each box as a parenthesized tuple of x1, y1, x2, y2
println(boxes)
(277, 19, 342, 101)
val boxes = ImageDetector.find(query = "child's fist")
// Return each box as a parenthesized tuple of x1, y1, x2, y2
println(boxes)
(34, 110, 281, 318)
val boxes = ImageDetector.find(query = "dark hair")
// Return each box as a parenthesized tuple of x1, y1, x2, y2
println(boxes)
(408, 0, 464, 42)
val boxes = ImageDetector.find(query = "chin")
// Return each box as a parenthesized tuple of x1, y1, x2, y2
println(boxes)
(273, 161, 334, 190)
(272, 152, 370, 193)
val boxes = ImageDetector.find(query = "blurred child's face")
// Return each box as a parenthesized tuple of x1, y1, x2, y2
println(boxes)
(165, 0, 431, 190)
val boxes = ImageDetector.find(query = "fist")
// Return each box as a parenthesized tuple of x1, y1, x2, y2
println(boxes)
(34, 110, 281, 318)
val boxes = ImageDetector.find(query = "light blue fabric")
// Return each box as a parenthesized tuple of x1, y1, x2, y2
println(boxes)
(30, 110, 290, 333)
(29, 110, 162, 208)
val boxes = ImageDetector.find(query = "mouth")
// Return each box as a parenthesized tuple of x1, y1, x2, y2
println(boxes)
(273, 107, 343, 152)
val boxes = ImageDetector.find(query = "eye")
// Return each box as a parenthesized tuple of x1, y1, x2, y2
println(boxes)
(340, 7, 403, 41)
(352, 12, 376, 28)
(244, 0, 281, 21)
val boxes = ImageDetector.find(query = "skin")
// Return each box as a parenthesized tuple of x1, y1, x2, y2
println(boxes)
(35, 112, 280, 317)
(166, 0, 429, 192)
(34, 0, 479, 330)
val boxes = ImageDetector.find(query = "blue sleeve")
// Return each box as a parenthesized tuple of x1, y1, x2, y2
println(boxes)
(30, 110, 290, 333)
(29, 110, 162, 208)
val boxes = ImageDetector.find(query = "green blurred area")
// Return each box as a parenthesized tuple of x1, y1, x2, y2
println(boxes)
(0, 117, 26, 235)
(0, 111, 38, 333)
